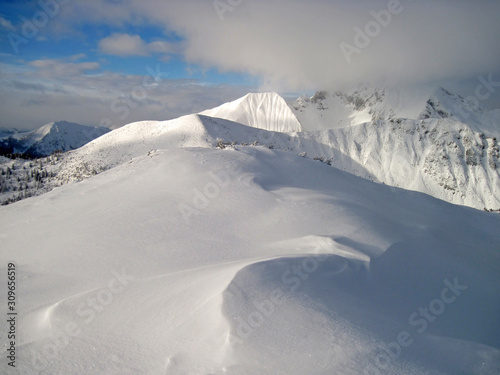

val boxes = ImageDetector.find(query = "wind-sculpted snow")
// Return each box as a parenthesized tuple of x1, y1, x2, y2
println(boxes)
(221, 250, 500, 375)
(1, 147, 499, 374)
(200, 92, 303, 132)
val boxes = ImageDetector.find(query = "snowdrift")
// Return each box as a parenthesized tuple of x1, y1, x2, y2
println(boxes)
(1, 145, 499, 374)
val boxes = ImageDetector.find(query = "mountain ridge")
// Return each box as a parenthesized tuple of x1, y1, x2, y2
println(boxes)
(1, 88, 499, 210)
(0, 120, 110, 158)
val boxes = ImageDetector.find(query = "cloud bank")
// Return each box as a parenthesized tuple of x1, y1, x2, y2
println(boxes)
(2, 0, 500, 130)
(60, 0, 500, 91)
(0, 59, 251, 130)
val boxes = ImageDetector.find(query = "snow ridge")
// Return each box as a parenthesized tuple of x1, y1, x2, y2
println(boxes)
(58, 114, 500, 210)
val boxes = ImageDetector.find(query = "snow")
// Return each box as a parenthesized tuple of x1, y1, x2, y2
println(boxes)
(1, 88, 499, 374)
(1, 142, 499, 374)
(200, 92, 303, 132)
(289, 87, 435, 131)
(419, 87, 500, 139)
(0, 127, 18, 139)
(3, 110, 497, 209)
(3, 121, 110, 157)
(71, 113, 499, 211)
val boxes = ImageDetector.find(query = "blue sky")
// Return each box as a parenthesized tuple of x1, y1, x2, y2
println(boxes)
(1, 0, 499, 130)
(0, 0, 262, 129)
(0, 0, 253, 82)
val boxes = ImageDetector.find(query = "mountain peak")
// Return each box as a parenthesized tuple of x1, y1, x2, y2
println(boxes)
(417, 86, 497, 136)
(0, 121, 110, 158)
(200, 92, 303, 132)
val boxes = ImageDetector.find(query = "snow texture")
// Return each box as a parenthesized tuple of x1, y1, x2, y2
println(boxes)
(0, 87, 499, 374)
(1, 143, 499, 374)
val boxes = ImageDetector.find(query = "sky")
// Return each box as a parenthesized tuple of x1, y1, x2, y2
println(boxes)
(0, 0, 500, 130)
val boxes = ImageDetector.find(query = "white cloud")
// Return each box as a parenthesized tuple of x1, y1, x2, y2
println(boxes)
(0, 16, 15, 31)
(98, 33, 149, 56)
(70, 53, 87, 62)
(68, 0, 500, 93)
(28, 59, 100, 78)
(0, 60, 251, 130)
(98, 33, 177, 58)
(148, 40, 176, 54)
(4, 1, 500, 129)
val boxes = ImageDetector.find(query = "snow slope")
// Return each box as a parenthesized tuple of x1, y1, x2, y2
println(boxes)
(1, 138, 499, 374)
(419, 87, 500, 139)
(200, 92, 303, 132)
(289, 87, 434, 131)
(213, 116, 499, 210)
(278, 118, 500, 210)
(1, 109, 498, 211)
(2, 113, 493, 211)
(289, 87, 500, 140)
(0, 121, 110, 157)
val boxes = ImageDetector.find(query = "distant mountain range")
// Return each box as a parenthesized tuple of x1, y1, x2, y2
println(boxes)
(0, 121, 110, 158)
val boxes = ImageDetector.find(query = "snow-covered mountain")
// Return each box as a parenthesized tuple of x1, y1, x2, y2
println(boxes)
(194, 89, 499, 210)
(288, 87, 429, 131)
(1, 87, 500, 374)
(200, 92, 303, 132)
(0, 121, 110, 158)
(0, 127, 18, 139)
(419, 87, 500, 139)
(289, 87, 500, 139)
(1, 116, 499, 374)
(2, 89, 498, 210)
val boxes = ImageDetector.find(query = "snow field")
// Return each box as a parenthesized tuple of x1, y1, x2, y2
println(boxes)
(1, 145, 499, 374)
